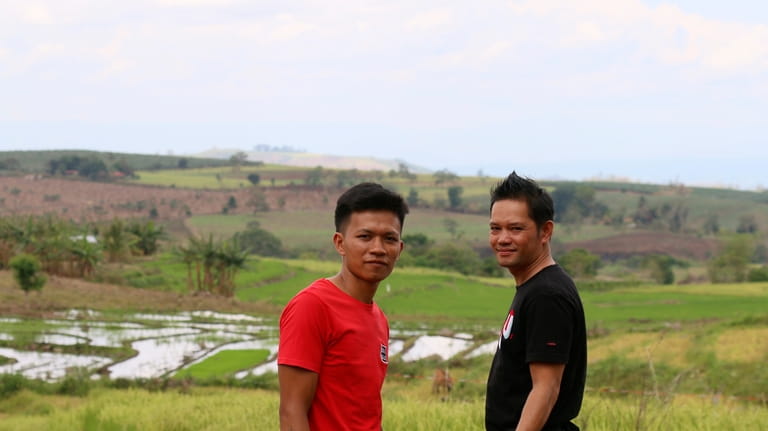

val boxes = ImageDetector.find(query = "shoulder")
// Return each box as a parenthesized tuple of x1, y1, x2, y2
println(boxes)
(283, 280, 335, 317)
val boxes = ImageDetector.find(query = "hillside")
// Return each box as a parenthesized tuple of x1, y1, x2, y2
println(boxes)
(1, 150, 767, 271)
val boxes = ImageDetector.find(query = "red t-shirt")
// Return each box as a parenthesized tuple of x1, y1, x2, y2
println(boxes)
(278, 278, 390, 431)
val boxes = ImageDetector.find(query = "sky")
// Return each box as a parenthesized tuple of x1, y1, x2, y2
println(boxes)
(1, 0, 767, 190)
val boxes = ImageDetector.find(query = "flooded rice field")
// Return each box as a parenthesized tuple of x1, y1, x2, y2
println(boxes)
(0, 310, 496, 381)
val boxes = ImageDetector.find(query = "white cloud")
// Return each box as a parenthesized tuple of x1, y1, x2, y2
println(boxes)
(405, 8, 454, 32)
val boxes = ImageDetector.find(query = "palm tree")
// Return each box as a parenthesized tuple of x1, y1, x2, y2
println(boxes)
(68, 235, 102, 277)
(128, 220, 166, 256)
(214, 236, 248, 297)
(101, 219, 136, 262)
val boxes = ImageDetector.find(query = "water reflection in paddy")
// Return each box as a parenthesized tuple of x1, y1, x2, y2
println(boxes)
(0, 310, 496, 381)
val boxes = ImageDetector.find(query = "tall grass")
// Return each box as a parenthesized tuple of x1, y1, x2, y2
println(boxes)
(1, 387, 766, 431)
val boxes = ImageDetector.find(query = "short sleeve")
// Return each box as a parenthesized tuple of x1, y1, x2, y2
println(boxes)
(278, 291, 329, 373)
(524, 294, 574, 364)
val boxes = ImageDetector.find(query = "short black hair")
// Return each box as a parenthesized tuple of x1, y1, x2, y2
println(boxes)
(334, 182, 409, 233)
(490, 172, 553, 229)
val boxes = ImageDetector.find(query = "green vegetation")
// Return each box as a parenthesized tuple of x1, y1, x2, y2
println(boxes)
(175, 350, 270, 380)
(9, 254, 46, 294)
(2, 149, 768, 429)
(0, 150, 233, 173)
(0, 387, 766, 430)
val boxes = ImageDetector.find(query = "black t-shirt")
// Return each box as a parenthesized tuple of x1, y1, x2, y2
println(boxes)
(485, 265, 587, 431)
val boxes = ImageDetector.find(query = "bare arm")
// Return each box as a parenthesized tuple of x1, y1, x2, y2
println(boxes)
(278, 364, 319, 431)
(515, 362, 565, 431)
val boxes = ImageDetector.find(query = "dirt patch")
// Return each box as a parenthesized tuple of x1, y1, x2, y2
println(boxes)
(563, 231, 720, 261)
(0, 270, 279, 318)
(0, 176, 337, 223)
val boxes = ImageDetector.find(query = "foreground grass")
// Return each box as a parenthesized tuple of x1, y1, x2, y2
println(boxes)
(1, 386, 766, 431)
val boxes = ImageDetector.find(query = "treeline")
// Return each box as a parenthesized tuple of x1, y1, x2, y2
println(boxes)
(46, 155, 136, 180)
(0, 214, 280, 298)
(554, 238, 768, 286)
(0, 215, 166, 281)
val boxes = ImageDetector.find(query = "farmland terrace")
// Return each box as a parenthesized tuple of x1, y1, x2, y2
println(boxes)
(0, 176, 337, 223)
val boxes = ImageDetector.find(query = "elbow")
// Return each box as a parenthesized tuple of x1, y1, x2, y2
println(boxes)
(279, 404, 297, 426)
(549, 385, 561, 405)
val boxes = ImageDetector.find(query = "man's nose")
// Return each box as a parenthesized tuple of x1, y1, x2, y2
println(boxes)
(370, 237, 386, 253)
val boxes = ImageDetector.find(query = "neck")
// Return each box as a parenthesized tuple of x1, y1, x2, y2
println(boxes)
(329, 272, 378, 304)
(511, 253, 556, 286)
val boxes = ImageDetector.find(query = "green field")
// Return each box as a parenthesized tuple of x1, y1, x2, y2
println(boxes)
(1, 387, 766, 431)
(186, 209, 494, 252)
(3, 150, 768, 429)
(175, 350, 270, 380)
(2, 257, 768, 429)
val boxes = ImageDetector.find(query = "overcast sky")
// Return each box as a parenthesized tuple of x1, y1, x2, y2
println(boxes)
(1, 0, 767, 189)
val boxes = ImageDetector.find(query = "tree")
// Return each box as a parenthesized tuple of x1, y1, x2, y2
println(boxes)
(112, 159, 135, 178)
(707, 235, 755, 283)
(247, 189, 270, 212)
(177, 158, 189, 169)
(101, 219, 136, 262)
(230, 151, 249, 173)
(447, 186, 464, 211)
(442, 218, 464, 240)
(703, 214, 720, 235)
(127, 221, 166, 256)
(0, 158, 21, 171)
(247, 173, 261, 185)
(401, 233, 433, 257)
(227, 196, 238, 210)
(305, 166, 325, 187)
(175, 234, 248, 296)
(551, 183, 605, 224)
(644, 254, 675, 285)
(10, 253, 47, 295)
(558, 248, 601, 278)
(214, 237, 249, 297)
(737, 215, 758, 234)
(747, 265, 768, 282)
(419, 243, 482, 275)
(78, 158, 109, 181)
(406, 188, 420, 208)
(236, 222, 284, 257)
(68, 236, 102, 277)
(433, 169, 458, 185)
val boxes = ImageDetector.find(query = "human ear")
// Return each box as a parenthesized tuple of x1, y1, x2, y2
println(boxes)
(332, 232, 346, 256)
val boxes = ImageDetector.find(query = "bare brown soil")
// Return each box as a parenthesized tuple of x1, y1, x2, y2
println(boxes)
(0, 176, 336, 223)
(564, 231, 720, 260)
(0, 271, 279, 318)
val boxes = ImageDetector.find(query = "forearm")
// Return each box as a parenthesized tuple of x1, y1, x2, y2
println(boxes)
(515, 385, 559, 431)
(279, 407, 311, 431)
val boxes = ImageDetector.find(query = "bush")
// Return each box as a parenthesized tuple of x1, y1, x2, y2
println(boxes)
(0, 373, 26, 399)
(747, 265, 768, 282)
(57, 368, 92, 397)
(9, 253, 47, 294)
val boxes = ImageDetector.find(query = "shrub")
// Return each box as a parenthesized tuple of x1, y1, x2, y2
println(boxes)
(747, 265, 768, 282)
(9, 253, 47, 294)
(0, 373, 26, 399)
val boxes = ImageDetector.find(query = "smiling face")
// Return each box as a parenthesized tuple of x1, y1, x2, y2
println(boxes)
(334, 210, 404, 286)
(489, 199, 553, 280)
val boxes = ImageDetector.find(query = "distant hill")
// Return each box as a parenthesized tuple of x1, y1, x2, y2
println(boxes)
(0, 150, 232, 172)
(194, 147, 431, 174)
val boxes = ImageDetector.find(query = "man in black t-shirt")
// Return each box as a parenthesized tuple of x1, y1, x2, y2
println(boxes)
(485, 172, 587, 431)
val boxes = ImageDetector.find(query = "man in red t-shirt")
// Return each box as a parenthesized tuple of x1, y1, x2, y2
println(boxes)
(278, 182, 409, 431)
